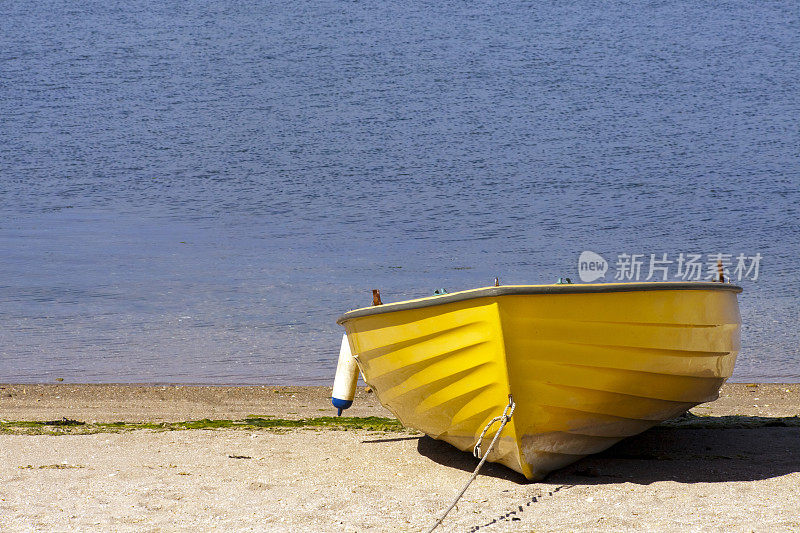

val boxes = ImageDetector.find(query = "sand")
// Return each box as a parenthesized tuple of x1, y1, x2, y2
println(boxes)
(1, 383, 799, 532)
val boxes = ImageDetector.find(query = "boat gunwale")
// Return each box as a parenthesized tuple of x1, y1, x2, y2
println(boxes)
(336, 282, 743, 324)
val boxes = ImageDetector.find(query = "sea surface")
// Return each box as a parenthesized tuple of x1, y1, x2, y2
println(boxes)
(1, 1, 798, 384)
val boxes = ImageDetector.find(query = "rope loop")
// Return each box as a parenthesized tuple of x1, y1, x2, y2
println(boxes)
(474, 395, 516, 458)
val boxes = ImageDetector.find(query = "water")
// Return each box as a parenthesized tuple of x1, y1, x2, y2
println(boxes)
(1, 0, 798, 384)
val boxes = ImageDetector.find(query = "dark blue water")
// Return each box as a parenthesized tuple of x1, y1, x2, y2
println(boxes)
(1, 1, 798, 383)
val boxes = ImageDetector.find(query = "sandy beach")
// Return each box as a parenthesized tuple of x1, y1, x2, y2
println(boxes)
(2, 383, 799, 532)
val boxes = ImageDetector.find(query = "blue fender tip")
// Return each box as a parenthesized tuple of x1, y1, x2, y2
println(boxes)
(332, 397, 353, 416)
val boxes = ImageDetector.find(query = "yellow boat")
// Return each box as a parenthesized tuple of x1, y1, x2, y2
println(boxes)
(336, 282, 742, 480)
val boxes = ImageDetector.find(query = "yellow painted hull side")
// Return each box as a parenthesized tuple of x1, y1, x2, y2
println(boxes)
(341, 286, 741, 480)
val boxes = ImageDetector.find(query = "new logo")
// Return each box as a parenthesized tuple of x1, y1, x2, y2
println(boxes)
(578, 251, 608, 282)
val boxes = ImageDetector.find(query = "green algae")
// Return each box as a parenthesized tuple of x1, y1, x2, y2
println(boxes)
(0, 416, 405, 435)
(5, 412, 796, 436)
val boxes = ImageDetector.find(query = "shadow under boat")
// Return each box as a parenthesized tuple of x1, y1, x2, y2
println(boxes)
(413, 414, 800, 485)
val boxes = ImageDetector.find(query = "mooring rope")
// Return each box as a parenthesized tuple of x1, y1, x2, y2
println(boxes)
(427, 395, 516, 533)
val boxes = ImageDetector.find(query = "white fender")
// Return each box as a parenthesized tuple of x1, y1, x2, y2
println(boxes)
(331, 333, 359, 416)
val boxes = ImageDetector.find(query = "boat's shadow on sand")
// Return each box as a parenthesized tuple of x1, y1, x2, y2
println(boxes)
(414, 415, 800, 485)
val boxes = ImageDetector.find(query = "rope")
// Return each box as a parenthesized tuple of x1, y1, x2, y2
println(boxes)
(473, 414, 505, 459)
(427, 395, 516, 533)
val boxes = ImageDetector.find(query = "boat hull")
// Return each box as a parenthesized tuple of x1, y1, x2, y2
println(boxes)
(338, 283, 741, 480)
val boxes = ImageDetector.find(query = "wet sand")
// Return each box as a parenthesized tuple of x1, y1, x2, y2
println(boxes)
(2, 382, 798, 422)
(1, 383, 799, 531)
(0, 384, 387, 423)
